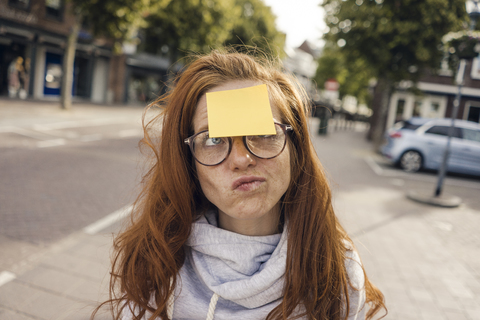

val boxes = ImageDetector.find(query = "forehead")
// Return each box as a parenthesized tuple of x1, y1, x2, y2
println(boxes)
(193, 80, 283, 132)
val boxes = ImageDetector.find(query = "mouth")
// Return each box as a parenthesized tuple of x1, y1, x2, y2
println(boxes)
(232, 176, 266, 191)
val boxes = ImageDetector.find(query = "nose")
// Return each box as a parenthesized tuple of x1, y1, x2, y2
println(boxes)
(228, 137, 256, 170)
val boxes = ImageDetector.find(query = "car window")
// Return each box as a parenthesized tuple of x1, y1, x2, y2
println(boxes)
(425, 125, 462, 138)
(462, 128, 480, 142)
(403, 122, 422, 130)
(394, 121, 423, 130)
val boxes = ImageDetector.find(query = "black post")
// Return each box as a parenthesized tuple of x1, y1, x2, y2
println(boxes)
(434, 1, 479, 197)
(434, 60, 464, 197)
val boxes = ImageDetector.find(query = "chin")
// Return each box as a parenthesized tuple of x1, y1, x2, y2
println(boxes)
(226, 207, 272, 220)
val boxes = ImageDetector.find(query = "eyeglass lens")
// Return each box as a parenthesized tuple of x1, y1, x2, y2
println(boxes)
(191, 124, 287, 166)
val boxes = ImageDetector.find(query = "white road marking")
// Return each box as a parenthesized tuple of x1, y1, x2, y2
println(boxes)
(0, 271, 16, 287)
(1, 119, 142, 149)
(36, 139, 66, 148)
(83, 204, 133, 235)
(0, 126, 49, 140)
(364, 156, 385, 176)
(433, 221, 453, 231)
(33, 118, 132, 131)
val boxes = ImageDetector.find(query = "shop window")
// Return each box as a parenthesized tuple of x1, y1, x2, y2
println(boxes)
(8, 0, 30, 10)
(73, 56, 89, 98)
(427, 102, 440, 118)
(44, 52, 62, 95)
(471, 56, 480, 79)
(395, 99, 405, 122)
(128, 74, 164, 104)
(467, 105, 480, 123)
(413, 100, 422, 117)
(46, 0, 63, 20)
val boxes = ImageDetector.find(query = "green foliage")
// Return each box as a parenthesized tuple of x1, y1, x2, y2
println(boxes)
(315, 42, 374, 103)
(443, 30, 480, 71)
(315, 44, 345, 91)
(140, 0, 285, 61)
(322, 0, 466, 82)
(140, 0, 240, 61)
(224, 0, 285, 57)
(69, 0, 171, 52)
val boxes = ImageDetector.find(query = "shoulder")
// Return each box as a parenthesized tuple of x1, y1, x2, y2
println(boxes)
(343, 243, 367, 319)
(344, 248, 365, 292)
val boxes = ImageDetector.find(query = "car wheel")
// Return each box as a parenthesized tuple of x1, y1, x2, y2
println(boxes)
(400, 150, 422, 172)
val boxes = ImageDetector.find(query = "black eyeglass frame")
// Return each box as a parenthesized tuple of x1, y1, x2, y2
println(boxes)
(184, 123, 293, 166)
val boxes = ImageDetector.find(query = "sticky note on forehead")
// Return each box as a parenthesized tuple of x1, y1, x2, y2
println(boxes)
(206, 84, 276, 138)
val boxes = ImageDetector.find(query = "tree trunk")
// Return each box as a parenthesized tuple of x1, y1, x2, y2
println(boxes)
(60, 13, 82, 110)
(367, 76, 393, 151)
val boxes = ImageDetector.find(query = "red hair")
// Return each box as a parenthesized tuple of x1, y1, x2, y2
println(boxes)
(94, 48, 386, 320)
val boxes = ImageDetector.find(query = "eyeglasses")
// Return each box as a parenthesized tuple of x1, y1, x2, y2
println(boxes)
(184, 123, 293, 166)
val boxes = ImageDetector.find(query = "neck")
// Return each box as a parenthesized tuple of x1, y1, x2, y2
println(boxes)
(217, 205, 282, 236)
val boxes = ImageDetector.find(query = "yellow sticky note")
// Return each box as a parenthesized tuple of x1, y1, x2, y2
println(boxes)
(206, 84, 276, 138)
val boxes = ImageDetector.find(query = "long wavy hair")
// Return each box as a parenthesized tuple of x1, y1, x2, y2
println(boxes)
(95, 48, 386, 320)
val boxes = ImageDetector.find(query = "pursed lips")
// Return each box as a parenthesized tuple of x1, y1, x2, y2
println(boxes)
(232, 176, 266, 190)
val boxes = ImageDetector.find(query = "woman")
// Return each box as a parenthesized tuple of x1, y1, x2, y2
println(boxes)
(98, 49, 386, 320)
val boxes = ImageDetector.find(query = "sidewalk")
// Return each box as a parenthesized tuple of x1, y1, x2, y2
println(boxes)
(0, 99, 141, 319)
(1, 99, 479, 319)
(0, 98, 145, 127)
(313, 122, 480, 320)
(0, 226, 116, 320)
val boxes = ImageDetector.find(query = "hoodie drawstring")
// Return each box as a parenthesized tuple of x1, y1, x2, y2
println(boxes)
(206, 293, 219, 320)
(167, 278, 174, 319)
(167, 291, 219, 320)
(167, 292, 175, 319)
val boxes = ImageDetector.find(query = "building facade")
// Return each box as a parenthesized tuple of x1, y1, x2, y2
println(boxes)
(0, 0, 113, 103)
(386, 58, 480, 129)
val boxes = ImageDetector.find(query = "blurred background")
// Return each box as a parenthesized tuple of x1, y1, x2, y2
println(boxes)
(1, 0, 480, 319)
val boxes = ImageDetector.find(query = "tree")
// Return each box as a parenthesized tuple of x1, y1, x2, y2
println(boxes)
(314, 42, 373, 104)
(140, 0, 285, 63)
(224, 0, 285, 57)
(140, 0, 240, 63)
(321, 0, 466, 146)
(61, 0, 171, 109)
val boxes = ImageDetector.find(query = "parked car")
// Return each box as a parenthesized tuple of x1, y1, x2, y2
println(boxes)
(381, 118, 480, 176)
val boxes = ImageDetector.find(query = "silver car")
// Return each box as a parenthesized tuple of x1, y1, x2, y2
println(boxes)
(381, 118, 480, 176)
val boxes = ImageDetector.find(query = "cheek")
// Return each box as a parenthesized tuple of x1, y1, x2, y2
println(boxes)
(195, 163, 209, 189)
(273, 149, 292, 190)
(195, 163, 221, 197)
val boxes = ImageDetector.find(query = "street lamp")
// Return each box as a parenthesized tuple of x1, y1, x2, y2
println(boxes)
(466, 0, 480, 29)
(407, 0, 480, 207)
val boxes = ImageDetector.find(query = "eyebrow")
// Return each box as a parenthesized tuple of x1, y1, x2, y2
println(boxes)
(196, 124, 208, 133)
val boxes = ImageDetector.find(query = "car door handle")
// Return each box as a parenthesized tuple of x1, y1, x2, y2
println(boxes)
(462, 148, 471, 151)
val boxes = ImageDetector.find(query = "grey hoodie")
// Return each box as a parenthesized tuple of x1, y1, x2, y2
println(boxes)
(171, 211, 366, 319)
(123, 210, 366, 319)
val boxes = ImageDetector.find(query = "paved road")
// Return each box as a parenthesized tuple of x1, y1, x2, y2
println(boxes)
(0, 100, 145, 274)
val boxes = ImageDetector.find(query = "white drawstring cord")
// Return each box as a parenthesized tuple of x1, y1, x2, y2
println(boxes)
(167, 278, 174, 319)
(206, 293, 219, 320)
(165, 279, 219, 320)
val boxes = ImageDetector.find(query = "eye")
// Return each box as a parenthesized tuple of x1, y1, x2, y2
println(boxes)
(205, 137, 224, 146)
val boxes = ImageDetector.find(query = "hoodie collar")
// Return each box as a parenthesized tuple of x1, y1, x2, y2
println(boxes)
(186, 210, 288, 308)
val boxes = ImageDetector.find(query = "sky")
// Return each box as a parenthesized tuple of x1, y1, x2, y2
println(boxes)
(262, 0, 326, 49)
